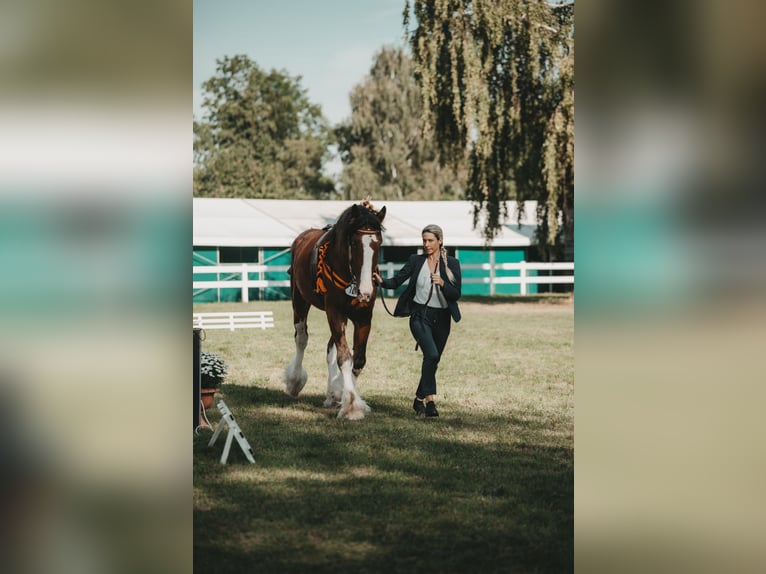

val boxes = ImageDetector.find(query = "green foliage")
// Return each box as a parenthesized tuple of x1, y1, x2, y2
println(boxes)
(194, 55, 336, 199)
(404, 0, 574, 253)
(335, 46, 468, 200)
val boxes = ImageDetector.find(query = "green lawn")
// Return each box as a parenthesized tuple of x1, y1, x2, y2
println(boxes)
(194, 297, 573, 573)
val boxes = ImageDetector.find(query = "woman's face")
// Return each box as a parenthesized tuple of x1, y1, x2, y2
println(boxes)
(422, 232, 440, 256)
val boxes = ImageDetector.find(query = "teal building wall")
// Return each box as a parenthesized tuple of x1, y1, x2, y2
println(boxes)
(457, 247, 536, 295)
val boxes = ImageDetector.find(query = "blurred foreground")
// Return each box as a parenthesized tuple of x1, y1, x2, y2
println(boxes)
(577, 1, 766, 573)
(0, 1, 190, 573)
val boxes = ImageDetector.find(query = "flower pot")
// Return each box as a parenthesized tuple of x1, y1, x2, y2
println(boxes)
(199, 388, 220, 428)
(200, 388, 219, 410)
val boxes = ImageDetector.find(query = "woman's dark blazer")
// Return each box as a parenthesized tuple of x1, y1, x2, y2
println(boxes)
(380, 254, 462, 323)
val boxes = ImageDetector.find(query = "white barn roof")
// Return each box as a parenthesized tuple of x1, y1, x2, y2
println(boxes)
(193, 198, 538, 248)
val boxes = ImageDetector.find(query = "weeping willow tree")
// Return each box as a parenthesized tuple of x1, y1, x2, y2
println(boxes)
(404, 0, 573, 257)
(336, 46, 467, 201)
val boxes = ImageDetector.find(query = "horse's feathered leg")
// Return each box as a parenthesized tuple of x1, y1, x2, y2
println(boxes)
(284, 290, 310, 397)
(323, 338, 343, 407)
(326, 308, 369, 420)
(351, 320, 371, 378)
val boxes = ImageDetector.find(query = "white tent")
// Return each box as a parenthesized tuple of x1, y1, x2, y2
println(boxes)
(193, 198, 538, 248)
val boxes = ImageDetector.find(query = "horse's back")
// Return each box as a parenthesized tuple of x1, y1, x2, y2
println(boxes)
(290, 228, 324, 268)
(289, 228, 326, 309)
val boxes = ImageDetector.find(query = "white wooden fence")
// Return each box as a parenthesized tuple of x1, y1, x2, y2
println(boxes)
(193, 311, 275, 331)
(463, 261, 575, 295)
(193, 264, 290, 303)
(193, 261, 574, 301)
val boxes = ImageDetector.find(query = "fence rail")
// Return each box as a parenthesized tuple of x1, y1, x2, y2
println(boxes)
(193, 311, 275, 331)
(193, 261, 574, 301)
(193, 264, 290, 302)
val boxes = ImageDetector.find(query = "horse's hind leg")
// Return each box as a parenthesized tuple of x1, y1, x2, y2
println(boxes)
(284, 294, 310, 397)
(323, 338, 343, 407)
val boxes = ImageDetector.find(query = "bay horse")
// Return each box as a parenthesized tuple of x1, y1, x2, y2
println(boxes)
(283, 201, 386, 420)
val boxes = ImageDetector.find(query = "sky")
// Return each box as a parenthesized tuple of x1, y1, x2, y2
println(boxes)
(193, 0, 408, 126)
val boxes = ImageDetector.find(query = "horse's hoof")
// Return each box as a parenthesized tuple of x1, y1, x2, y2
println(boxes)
(339, 408, 366, 421)
(337, 401, 370, 420)
(283, 366, 308, 397)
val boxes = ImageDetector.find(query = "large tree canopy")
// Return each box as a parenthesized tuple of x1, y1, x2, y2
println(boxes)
(336, 46, 467, 200)
(404, 0, 573, 256)
(194, 55, 335, 199)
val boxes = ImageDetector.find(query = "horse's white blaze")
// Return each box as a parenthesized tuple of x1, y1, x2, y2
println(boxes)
(323, 343, 343, 407)
(358, 234, 377, 298)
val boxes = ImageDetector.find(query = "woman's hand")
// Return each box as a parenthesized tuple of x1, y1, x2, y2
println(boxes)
(372, 272, 382, 285)
(431, 273, 444, 287)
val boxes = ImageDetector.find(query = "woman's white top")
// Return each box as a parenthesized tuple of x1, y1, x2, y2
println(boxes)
(413, 259, 448, 308)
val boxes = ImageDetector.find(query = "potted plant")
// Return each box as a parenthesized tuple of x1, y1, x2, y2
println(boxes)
(199, 351, 228, 410)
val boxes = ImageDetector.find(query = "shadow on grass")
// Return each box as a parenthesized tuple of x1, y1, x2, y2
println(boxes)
(195, 384, 572, 574)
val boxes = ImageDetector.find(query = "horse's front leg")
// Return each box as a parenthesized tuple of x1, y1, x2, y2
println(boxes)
(323, 337, 343, 407)
(284, 296, 310, 397)
(327, 310, 369, 420)
(351, 319, 371, 378)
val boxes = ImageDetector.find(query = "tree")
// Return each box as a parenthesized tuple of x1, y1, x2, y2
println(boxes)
(194, 55, 335, 199)
(336, 46, 467, 201)
(404, 0, 574, 257)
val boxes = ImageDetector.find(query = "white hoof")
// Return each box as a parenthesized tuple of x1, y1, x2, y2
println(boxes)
(283, 364, 308, 397)
(323, 396, 340, 408)
(341, 407, 367, 421)
(336, 391, 369, 420)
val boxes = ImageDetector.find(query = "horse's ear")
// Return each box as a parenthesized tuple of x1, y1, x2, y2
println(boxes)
(377, 206, 386, 222)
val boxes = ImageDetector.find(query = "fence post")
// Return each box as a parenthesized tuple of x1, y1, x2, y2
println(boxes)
(259, 248, 264, 301)
(193, 328, 201, 430)
(520, 261, 527, 295)
(241, 264, 249, 303)
(384, 262, 394, 295)
(489, 250, 496, 296)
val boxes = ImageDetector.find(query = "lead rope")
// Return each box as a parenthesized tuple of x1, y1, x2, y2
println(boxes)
(377, 285, 396, 316)
(376, 265, 397, 317)
(377, 258, 438, 318)
(412, 259, 440, 351)
(423, 259, 438, 307)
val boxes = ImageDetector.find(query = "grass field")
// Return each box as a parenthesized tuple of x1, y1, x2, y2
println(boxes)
(193, 296, 573, 573)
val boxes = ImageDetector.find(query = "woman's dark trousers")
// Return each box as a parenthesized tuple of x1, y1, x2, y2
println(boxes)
(409, 305, 451, 398)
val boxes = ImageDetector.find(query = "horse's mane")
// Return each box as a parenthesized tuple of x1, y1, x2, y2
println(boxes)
(325, 201, 385, 245)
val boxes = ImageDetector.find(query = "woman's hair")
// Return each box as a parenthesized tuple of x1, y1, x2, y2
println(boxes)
(422, 224, 455, 283)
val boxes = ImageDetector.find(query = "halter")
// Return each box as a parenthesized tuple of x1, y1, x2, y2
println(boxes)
(343, 228, 380, 297)
(314, 227, 381, 298)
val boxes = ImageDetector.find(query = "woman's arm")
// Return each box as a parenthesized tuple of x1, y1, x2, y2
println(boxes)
(377, 256, 415, 289)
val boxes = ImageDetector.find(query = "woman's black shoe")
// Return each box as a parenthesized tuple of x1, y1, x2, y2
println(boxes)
(413, 397, 426, 416)
(425, 401, 439, 417)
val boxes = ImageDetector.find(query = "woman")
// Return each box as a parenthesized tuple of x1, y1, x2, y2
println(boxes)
(373, 224, 462, 417)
